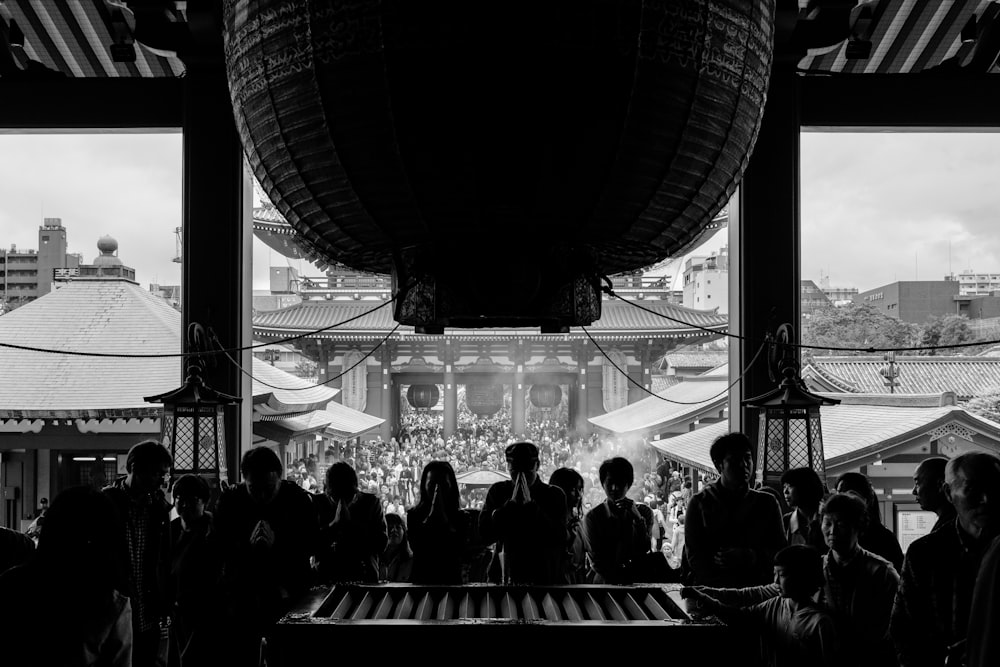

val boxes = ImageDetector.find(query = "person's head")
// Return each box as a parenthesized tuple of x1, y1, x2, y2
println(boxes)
(241, 446, 283, 506)
(835, 471, 881, 523)
(780, 467, 826, 514)
(505, 442, 540, 484)
(326, 461, 360, 503)
(172, 474, 210, 525)
(913, 457, 949, 513)
(944, 452, 1000, 538)
(549, 467, 585, 513)
(820, 492, 867, 555)
(36, 486, 125, 594)
(772, 545, 824, 601)
(125, 440, 172, 494)
(39, 497, 48, 509)
(385, 512, 407, 549)
(599, 457, 634, 502)
(418, 460, 460, 512)
(710, 432, 754, 490)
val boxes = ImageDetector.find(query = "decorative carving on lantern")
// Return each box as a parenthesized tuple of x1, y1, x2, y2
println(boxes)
(529, 384, 563, 411)
(144, 324, 240, 484)
(223, 0, 774, 330)
(465, 384, 504, 417)
(744, 324, 839, 489)
(406, 384, 440, 410)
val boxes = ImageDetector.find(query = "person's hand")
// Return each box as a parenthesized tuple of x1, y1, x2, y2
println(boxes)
(251, 519, 275, 548)
(714, 547, 754, 570)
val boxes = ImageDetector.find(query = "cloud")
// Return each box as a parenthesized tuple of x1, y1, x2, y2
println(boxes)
(801, 132, 1000, 290)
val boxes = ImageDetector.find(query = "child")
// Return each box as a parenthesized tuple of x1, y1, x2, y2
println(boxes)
(682, 545, 840, 667)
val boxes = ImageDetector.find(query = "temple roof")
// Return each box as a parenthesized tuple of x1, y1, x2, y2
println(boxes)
(802, 356, 1000, 400)
(589, 371, 729, 436)
(252, 298, 728, 341)
(0, 278, 337, 418)
(650, 394, 1000, 474)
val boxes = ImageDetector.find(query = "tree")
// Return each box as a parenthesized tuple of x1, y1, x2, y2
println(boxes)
(295, 358, 318, 379)
(965, 386, 1000, 423)
(800, 303, 917, 363)
(917, 314, 973, 355)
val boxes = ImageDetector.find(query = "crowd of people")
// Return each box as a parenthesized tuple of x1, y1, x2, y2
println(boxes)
(1, 426, 999, 667)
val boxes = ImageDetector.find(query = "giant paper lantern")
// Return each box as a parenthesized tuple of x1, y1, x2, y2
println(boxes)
(529, 384, 563, 410)
(465, 384, 504, 417)
(407, 384, 440, 410)
(224, 1, 774, 331)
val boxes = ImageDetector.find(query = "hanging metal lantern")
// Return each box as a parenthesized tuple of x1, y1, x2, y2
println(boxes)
(223, 0, 774, 330)
(529, 384, 563, 410)
(465, 385, 504, 417)
(406, 384, 440, 410)
(145, 363, 240, 484)
(744, 325, 839, 488)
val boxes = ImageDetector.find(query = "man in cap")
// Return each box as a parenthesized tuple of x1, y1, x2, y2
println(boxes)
(479, 441, 567, 584)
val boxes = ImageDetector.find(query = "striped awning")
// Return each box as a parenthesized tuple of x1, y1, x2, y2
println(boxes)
(800, 0, 1000, 75)
(1, 0, 185, 78)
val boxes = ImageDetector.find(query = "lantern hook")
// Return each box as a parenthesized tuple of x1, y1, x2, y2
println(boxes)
(766, 323, 799, 384)
(187, 322, 214, 374)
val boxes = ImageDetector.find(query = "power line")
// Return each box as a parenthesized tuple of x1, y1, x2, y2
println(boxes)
(216, 324, 401, 392)
(580, 325, 767, 406)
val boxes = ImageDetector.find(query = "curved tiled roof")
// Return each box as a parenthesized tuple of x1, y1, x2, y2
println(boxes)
(252, 298, 728, 338)
(802, 356, 1000, 400)
(589, 373, 729, 435)
(650, 399, 1000, 474)
(0, 280, 181, 415)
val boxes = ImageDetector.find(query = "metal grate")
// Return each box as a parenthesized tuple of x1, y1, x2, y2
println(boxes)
(312, 585, 689, 623)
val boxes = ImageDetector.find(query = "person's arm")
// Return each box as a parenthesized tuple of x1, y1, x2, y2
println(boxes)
(871, 560, 901, 643)
(755, 494, 787, 580)
(583, 509, 620, 583)
(683, 494, 718, 585)
(890, 548, 945, 667)
(690, 583, 781, 607)
(478, 484, 505, 546)
(104, 595, 133, 667)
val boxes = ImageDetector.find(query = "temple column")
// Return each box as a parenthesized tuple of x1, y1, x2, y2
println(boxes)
(317, 340, 333, 384)
(444, 370, 457, 439)
(380, 344, 397, 442)
(512, 373, 526, 438)
(575, 340, 590, 434)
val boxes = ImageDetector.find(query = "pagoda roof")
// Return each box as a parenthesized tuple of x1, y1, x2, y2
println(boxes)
(252, 298, 728, 341)
(649, 394, 1000, 475)
(802, 356, 1000, 401)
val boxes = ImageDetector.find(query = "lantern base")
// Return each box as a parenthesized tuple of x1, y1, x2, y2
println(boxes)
(392, 244, 601, 331)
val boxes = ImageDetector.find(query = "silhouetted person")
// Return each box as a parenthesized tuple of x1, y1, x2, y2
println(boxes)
(684, 432, 786, 587)
(584, 457, 655, 584)
(683, 545, 840, 667)
(836, 472, 904, 572)
(480, 441, 567, 584)
(215, 446, 319, 666)
(912, 456, 956, 533)
(0, 525, 33, 574)
(890, 452, 1000, 667)
(380, 513, 413, 582)
(780, 467, 827, 552)
(0, 486, 132, 667)
(549, 467, 588, 584)
(103, 440, 172, 667)
(408, 460, 467, 584)
(819, 492, 899, 667)
(314, 461, 387, 583)
(168, 474, 222, 667)
(968, 531, 1000, 667)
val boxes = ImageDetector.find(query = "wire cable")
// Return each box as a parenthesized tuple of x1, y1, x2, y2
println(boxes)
(0, 291, 399, 360)
(580, 325, 767, 405)
(603, 286, 1000, 354)
(215, 324, 401, 392)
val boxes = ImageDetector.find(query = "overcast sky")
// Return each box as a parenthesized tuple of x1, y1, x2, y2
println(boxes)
(0, 131, 997, 295)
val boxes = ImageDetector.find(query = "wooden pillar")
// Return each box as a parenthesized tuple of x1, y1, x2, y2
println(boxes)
(444, 371, 457, 439)
(318, 340, 333, 384)
(380, 345, 393, 442)
(736, 67, 801, 445)
(181, 39, 252, 484)
(575, 341, 590, 434)
(512, 374, 526, 438)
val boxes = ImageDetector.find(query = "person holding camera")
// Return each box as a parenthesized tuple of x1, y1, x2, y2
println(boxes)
(479, 442, 567, 585)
